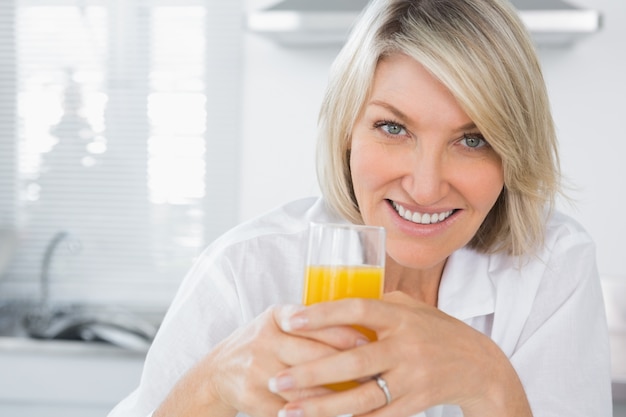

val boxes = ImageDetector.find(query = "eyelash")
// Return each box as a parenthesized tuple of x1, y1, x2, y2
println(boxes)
(460, 133, 489, 151)
(373, 120, 489, 151)
(373, 119, 407, 138)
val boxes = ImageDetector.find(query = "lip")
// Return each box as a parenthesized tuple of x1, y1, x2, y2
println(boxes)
(385, 199, 460, 237)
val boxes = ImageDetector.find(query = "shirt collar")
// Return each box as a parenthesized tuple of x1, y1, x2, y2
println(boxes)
(437, 247, 496, 321)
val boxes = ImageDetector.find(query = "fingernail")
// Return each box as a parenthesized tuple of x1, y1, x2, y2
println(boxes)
(278, 408, 304, 417)
(268, 374, 295, 393)
(279, 305, 307, 332)
(286, 315, 308, 332)
(355, 337, 369, 347)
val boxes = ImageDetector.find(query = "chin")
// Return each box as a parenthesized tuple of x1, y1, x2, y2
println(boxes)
(386, 244, 450, 272)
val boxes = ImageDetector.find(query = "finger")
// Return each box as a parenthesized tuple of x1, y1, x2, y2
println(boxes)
(272, 306, 351, 365)
(274, 304, 372, 350)
(358, 396, 422, 417)
(282, 298, 404, 335)
(272, 339, 396, 391)
(282, 372, 427, 417)
(273, 304, 307, 332)
(359, 385, 432, 417)
(277, 385, 332, 403)
(275, 332, 340, 365)
(293, 325, 373, 350)
(281, 377, 393, 417)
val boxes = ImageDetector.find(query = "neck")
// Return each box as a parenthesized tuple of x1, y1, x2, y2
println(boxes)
(383, 256, 447, 307)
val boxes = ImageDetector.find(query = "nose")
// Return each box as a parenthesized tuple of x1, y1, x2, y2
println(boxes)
(401, 145, 450, 206)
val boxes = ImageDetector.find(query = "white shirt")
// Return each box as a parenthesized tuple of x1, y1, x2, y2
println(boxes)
(108, 197, 613, 417)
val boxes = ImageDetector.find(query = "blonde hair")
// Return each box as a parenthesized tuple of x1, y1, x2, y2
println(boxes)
(317, 0, 560, 256)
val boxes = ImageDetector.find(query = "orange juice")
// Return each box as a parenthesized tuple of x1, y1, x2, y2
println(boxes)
(303, 265, 384, 304)
(302, 264, 384, 390)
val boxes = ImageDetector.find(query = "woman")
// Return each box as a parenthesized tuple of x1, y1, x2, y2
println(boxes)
(108, 0, 612, 416)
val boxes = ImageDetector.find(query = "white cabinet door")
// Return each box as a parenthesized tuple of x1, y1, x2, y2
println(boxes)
(0, 403, 112, 417)
(0, 338, 145, 417)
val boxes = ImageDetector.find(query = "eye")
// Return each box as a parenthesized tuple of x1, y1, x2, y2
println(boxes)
(461, 133, 488, 149)
(374, 120, 407, 136)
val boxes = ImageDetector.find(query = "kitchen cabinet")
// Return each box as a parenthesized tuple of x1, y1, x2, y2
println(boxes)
(0, 337, 145, 417)
(246, 0, 602, 47)
(0, 333, 623, 416)
(612, 331, 626, 417)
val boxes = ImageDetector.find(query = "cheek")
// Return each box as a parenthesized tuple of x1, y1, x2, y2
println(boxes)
(457, 159, 504, 211)
(349, 140, 394, 198)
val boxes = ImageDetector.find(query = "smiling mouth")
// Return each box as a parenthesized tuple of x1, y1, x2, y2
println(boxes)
(390, 200, 456, 225)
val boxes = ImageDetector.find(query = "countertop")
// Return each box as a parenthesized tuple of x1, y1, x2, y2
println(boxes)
(612, 331, 626, 402)
(0, 335, 148, 357)
(0, 326, 624, 401)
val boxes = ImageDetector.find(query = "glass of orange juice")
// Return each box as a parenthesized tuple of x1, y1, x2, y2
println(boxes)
(302, 222, 385, 391)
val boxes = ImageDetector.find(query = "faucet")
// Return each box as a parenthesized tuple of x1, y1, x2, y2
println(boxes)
(39, 231, 70, 307)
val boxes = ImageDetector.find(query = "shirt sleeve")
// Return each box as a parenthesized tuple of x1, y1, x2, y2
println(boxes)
(509, 230, 613, 417)
(107, 244, 244, 417)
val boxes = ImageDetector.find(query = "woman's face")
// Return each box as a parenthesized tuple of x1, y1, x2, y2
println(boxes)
(350, 53, 504, 271)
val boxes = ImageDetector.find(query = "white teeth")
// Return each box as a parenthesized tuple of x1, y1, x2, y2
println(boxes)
(392, 201, 453, 225)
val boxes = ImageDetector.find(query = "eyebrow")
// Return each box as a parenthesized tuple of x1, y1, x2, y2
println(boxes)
(368, 100, 479, 133)
(369, 100, 410, 122)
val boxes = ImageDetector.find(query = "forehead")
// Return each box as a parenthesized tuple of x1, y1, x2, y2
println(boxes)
(371, 53, 450, 98)
(367, 53, 473, 129)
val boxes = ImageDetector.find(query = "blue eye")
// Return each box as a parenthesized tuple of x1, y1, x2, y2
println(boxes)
(461, 134, 487, 149)
(376, 121, 406, 136)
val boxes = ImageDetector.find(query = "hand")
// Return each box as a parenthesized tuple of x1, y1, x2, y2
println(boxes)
(154, 304, 371, 417)
(272, 292, 532, 417)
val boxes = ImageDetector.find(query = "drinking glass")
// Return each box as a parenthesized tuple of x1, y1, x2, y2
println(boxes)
(302, 222, 386, 390)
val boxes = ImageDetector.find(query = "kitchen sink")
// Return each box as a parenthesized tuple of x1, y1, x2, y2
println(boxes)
(0, 300, 158, 352)
(0, 229, 160, 351)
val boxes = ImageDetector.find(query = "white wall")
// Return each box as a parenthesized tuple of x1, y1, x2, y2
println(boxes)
(538, 0, 626, 279)
(241, 0, 626, 279)
(240, 37, 332, 217)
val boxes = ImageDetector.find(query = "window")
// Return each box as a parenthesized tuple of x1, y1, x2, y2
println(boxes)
(0, 0, 242, 309)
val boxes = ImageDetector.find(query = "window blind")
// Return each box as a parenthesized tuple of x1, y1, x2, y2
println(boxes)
(0, 0, 242, 308)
